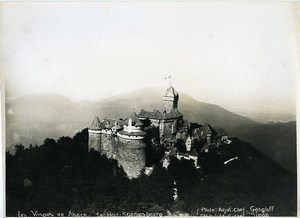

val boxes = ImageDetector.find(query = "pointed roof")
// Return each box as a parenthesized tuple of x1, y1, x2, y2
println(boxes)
(203, 123, 212, 134)
(130, 112, 143, 126)
(162, 109, 183, 119)
(139, 109, 163, 119)
(138, 108, 183, 120)
(89, 116, 103, 130)
(113, 120, 122, 130)
(214, 127, 228, 136)
(164, 86, 178, 98)
(103, 117, 125, 129)
(160, 154, 171, 163)
(189, 147, 198, 157)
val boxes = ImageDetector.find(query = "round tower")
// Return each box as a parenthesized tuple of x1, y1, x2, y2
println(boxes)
(88, 116, 103, 151)
(163, 86, 179, 113)
(117, 112, 146, 179)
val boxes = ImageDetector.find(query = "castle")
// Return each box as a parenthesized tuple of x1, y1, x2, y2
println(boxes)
(88, 86, 229, 178)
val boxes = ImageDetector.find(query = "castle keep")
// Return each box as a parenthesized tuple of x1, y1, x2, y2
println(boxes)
(88, 86, 229, 178)
(139, 86, 184, 140)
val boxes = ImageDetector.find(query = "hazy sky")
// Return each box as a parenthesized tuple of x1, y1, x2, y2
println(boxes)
(1, 2, 298, 114)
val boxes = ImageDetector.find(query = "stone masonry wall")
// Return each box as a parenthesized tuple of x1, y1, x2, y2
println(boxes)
(117, 138, 146, 178)
(163, 99, 174, 113)
(101, 132, 115, 158)
(88, 131, 101, 151)
(163, 96, 178, 112)
(160, 120, 176, 140)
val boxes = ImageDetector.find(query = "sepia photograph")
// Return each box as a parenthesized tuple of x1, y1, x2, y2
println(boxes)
(1, 2, 298, 217)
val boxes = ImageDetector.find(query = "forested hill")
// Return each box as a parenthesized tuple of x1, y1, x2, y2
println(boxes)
(232, 121, 297, 173)
(6, 129, 296, 217)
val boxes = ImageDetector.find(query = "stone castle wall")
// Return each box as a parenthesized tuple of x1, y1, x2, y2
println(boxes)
(100, 131, 115, 158)
(88, 130, 146, 178)
(163, 96, 178, 112)
(88, 131, 101, 151)
(117, 137, 146, 179)
(160, 120, 176, 140)
(163, 100, 174, 112)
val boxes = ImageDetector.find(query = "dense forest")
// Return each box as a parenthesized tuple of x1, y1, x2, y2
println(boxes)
(6, 129, 296, 216)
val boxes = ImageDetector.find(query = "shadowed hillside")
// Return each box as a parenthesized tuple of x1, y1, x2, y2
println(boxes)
(6, 129, 296, 216)
(231, 122, 297, 173)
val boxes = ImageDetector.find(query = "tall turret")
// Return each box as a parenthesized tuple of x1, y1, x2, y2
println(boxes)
(163, 86, 179, 113)
(88, 116, 103, 151)
(160, 86, 183, 141)
(117, 112, 146, 178)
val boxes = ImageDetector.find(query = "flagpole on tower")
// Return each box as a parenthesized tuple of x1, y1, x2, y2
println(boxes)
(165, 75, 172, 86)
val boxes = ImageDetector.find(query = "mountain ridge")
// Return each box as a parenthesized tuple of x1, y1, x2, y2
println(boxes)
(5, 87, 296, 173)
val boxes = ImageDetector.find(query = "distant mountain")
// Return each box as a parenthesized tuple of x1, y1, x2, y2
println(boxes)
(5, 88, 257, 146)
(5, 87, 296, 173)
(96, 88, 296, 173)
(6, 93, 92, 150)
(235, 112, 296, 124)
(95, 87, 258, 129)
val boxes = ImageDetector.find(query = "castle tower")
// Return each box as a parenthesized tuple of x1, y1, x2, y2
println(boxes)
(163, 86, 179, 113)
(160, 86, 183, 140)
(117, 112, 146, 178)
(100, 118, 120, 158)
(88, 116, 103, 151)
